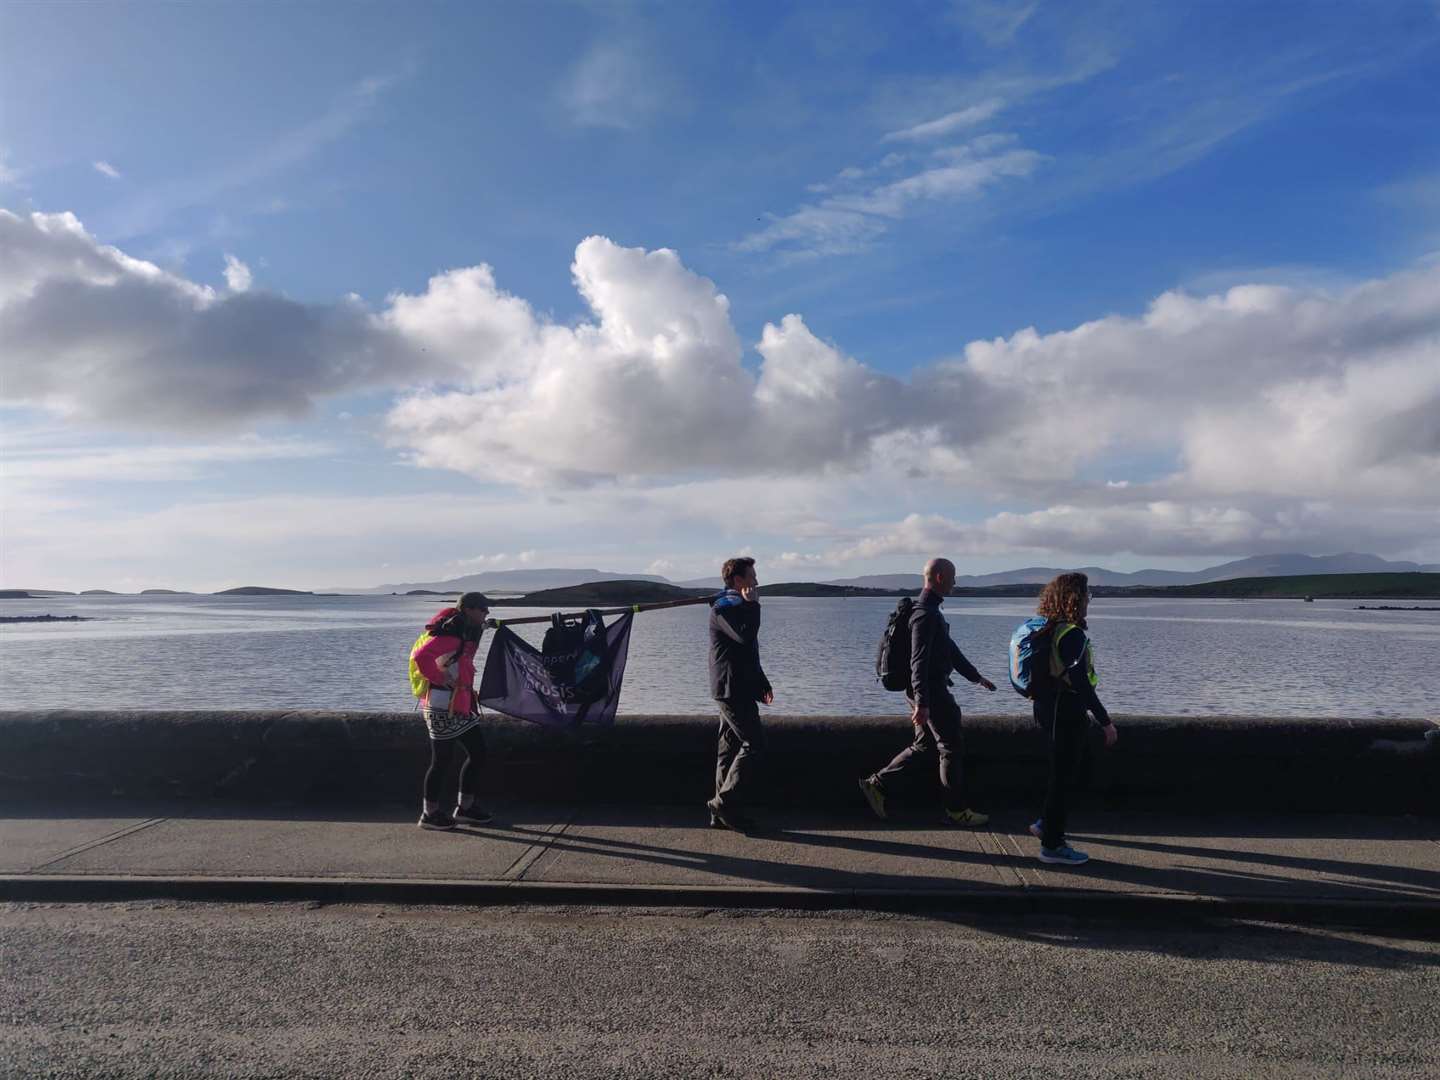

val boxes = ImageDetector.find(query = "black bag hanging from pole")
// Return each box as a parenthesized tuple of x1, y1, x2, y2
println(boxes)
(541, 609, 611, 706)
(478, 610, 635, 727)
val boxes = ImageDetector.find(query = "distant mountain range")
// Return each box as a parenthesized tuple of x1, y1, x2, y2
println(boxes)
(334, 568, 672, 595)
(341, 553, 1440, 595)
(823, 552, 1440, 591)
(15, 553, 1431, 598)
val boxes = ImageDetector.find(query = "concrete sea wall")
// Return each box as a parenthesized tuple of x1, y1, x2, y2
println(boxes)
(2, 711, 1436, 813)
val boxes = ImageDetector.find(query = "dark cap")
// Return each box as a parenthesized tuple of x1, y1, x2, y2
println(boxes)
(458, 591, 492, 611)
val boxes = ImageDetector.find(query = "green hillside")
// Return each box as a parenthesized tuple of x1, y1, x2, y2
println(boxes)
(510, 580, 713, 606)
(507, 571, 1440, 607)
(1122, 572, 1440, 599)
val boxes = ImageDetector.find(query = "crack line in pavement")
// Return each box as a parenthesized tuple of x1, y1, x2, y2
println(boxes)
(27, 818, 169, 873)
(982, 829, 1030, 889)
(501, 814, 574, 882)
(996, 830, 1046, 887)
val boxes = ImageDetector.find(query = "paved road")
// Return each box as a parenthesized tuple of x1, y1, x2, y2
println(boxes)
(2, 902, 1436, 1079)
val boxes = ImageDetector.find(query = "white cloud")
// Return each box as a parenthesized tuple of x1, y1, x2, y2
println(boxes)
(738, 134, 1041, 257)
(451, 550, 540, 570)
(6, 210, 1439, 562)
(1, 153, 23, 186)
(0, 210, 437, 429)
(831, 146, 1040, 218)
(222, 253, 252, 292)
(805, 153, 908, 195)
(831, 501, 1440, 562)
(386, 238, 1440, 558)
(881, 98, 1004, 142)
(384, 237, 917, 485)
(93, 160, 122, 180)
(381, 263, 538, 385)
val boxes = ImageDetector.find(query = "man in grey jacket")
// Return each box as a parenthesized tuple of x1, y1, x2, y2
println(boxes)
(706, 556, 773, 833)
(859, 557, 997, 824)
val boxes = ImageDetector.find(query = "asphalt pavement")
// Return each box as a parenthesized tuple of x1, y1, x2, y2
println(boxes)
(2, 801, 1438, 923)
(2, 901, 1436, 1079)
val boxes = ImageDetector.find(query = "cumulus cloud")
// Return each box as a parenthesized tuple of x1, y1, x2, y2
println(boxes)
(0, 210, 433, 429)
(5, 208, 1439, 559)
(386, 238, 1440, 557)
(384, 237, 923, 485)
(944, 271, 1440, 503)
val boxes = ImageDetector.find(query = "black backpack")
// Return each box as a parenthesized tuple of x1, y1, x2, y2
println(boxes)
(541, 609, 611, 706)
(875, 597, 915, 692)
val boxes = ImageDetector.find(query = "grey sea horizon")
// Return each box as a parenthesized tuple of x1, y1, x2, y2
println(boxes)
(1, 593, 1436, 719)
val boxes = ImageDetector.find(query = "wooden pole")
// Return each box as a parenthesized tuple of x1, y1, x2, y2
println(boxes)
(484, 593, 717, 627)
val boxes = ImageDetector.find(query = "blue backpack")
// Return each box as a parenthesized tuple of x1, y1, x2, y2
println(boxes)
(1008, 616, 1054, 699)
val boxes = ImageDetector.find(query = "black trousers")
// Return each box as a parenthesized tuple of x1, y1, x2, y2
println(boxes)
(873, 694, 966, 811)
(714, 697, 765, 808)
(1035, 692, 1091, 849)
(423, 726, 487, 805)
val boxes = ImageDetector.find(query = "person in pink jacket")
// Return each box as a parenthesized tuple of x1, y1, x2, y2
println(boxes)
(412, 592, 492, 830)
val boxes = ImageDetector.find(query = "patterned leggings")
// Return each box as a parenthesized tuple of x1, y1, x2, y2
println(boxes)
(422, 726, 487, 805)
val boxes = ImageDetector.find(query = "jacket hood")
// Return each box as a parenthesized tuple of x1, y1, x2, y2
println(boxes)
(426, 607, 459, 631)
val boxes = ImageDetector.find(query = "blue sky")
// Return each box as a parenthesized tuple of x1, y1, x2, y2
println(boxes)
(3, 1, 1439, 591)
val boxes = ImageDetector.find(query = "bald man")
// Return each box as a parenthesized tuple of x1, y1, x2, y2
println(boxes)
(859, 558, 997, 825)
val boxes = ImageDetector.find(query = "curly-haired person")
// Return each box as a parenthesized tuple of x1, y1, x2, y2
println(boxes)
(1029, 572, 1118, 866)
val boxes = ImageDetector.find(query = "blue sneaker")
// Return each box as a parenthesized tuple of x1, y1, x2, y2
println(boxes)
(1028, 818, 1044, 839)
(1038, 844, 1090, 866)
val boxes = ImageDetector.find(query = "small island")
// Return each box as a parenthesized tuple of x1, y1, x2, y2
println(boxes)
(140, 589, 191, 595)
(214, 586, 315, 596)
(505, 580, 915, 607)
(0, 614, 93, 623)
(508, 580, 713, 606)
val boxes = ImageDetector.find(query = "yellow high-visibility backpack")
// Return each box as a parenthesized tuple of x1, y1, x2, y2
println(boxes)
(408, 631, 435, 699)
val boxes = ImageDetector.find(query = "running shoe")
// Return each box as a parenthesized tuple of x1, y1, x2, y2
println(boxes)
(417, 810, 457, 831)
(453, 805, 494, 825)
(1038, 844, 1090, 866)
(858, 776, 887, 820)
(1028, 818, 1044, 839)
(942, 807, 990, 827)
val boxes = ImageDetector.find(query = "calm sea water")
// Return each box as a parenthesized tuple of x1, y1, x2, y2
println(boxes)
(1, 593, 1436, 718)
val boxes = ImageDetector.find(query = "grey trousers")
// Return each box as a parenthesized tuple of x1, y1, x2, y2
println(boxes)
(872, 694, 966, 811)
(714, 698, 765, 808)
